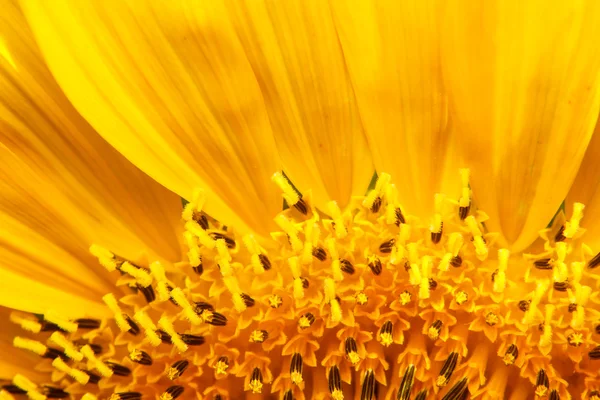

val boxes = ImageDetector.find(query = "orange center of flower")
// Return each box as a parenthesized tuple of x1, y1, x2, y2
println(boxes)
(4, 170, 600, 400)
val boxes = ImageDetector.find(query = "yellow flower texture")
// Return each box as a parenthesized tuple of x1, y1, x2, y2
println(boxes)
(3, 1, 600, 400)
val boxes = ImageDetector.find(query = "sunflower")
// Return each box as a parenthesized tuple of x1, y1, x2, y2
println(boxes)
(2, 1, 600, 399)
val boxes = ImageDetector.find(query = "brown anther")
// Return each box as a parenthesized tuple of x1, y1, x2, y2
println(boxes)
(75, 319, 101, 330)
(156, 329, 172, 344)
(368, 257, 383, 275)
(431, 222, 443, 244)
(193, 212, 209, 230)
(204, 311, 228, 326)
(180, 334, 205, 346)
(535, 369, 549, 396)
(588, 345, 600, 359)
(441, 378, 468, 400)
(549, 389, 560, 400)
(415, 390, 428, 400)
(379, 238, 396, 253)
(40, 386, 69, 399)
(249, 367, 263, 394)
(258, 254, 272, 271)
(395, 207, 406, 226)
(168, 360, 189, 380)
(360, 369, 376, 400)
(42, 347, 66, 360)
(459, 204, 470, 220)
(290, 353, 303, 385)
(194, 301, 215, 313)
(249, 330, 269, 343)
(1, 385, 26, 395)
(567, 333, 584, 347)
(428, 320, 443, 340)
(209, 232, 236, 249)
(161, 386, 184, 400)
(298, 313, 315, 329)
(328, 365, 342, 398)
(398, 364, 415, 400)
(344, 337, 360, 364)
(595, 324, 600, 335)
(568, 303, 578, 313)
(589, 252, 600, 269)
(503, 344, 518, 365)
(378, 321, 393, 346)
(109, 393, 142, 400)
(240, 293, 255, 307)
(555, 225, 566, 242)
(340, 259, 355, 274)
(590, 390, 600, 400)
(491, 269, 498, 282)
(301, 278, 310, 289)
(518, 300, 531, 312)
(436, 352, 459, 388)
(450, 255, 463, 268)
(371, 196, 383, 213)
(534, 258, 553, 270)
(403, 260, 411, 272)
(214, 356, 229, 375)
(129, 349, 153, 366)
(105, 362, 131, 377)
(137, 284, 156, 303)
(553, 281, 570, 292)
(283, 390, 293, 400)
(429, 278, 438, 291)
(294, 197, 308, 215)
(312, 247, 327, 261)
(192, 256, 203, 275)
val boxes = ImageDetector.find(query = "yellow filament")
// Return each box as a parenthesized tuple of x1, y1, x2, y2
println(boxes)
(133, 311, 161, 347)
(184, 220, 216, 249)
(49, 332, 83, 361)
(13, 337, 46, 356)
(183, 232, 202, 267)
(564, 202, 585, 238)
(120, 262, 153, 287)
(168, 288, 201, 325)
(327, 201, 347, 238)
(81, 345, 113, 377)
(52, 358, 90, 385)
(430, 194, 445, 234)
(89, 244, 117, 272)
(44, 311, 77, 333)
(272, 171, 300, 206)
(275, 215, 303, 251)
(493, 249, 509, 293)
(1, 390, 15, 400)
(158, 317, 188, 353)
(102, 293, 131, 332)
(9, 313, 42, 333)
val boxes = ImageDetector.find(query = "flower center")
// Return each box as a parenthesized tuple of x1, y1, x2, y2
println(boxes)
(4, 170, 600, 400)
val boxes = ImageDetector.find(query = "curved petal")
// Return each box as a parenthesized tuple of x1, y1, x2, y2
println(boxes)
(1, 0, 183, 263)
(0, 306, 46, 381)
(21, 0, 283, 236)
(442, 0, 600, 252)
(330, 0, 457, 218)
(227, 0, 373, 210)
(566, 116, 600, 251)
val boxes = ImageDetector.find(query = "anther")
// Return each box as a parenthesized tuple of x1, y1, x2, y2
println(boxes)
(379, 238, 395, 254)
(555, 225, 566, 242)
(168, 360, 189, 380)
(39, 386, 69, 399)
(108, 393, 142, 400)
(328, 366, 343, 400)
(180, 334, 205, 346)
(595, 324, 600, 335)
(568, 303, 578, 313)
(534, 258, 553, 270)
(201, 311, 228, 327)
(272, 171, 306, 215)
(363, 173, 390, 213)
(51, 358, 89, 385)
(135, 284, 155, 303)
(129, 349, 152, 366)
(249, 367, 263, 394)
(103, 362, 130, 377)
(249, 330, 268, 343)
(450, 255, 463, 268)
(44, 311, 77, 333)
(12, 375, 46, 400)
(431, 221, 443, 244)
(518, 300, 531, 312)
(49, 332, 83, 361)
(301, 278, 310, 288)
(368, 256, 382, 275)
(169, 288, 202, 325)
(503, 344, 519, 365)
(290, 353, 303, 385)
(485, 312, 499, 326)
(102, 294, 135, 334)
(312, 247, 327, 261)
(156, 330, 172, 344)
(360, 369, 375, 400)
(214, 356, 229, 375)
(436, 352, 459, 387)
(590, 391, 600, 400)
(240, 293, 256, 307)
(133, 311, 161, 347)
(395, 207, 406, 226)
(415, 390, 428, 400)
(588, 252, 600, 269)
(589, 345, 600, 359)
(210, 232, 236, 249)
(1, 385, 26, 395)
(344, 337, 360, 365)
(182, 189, 207, 222)
(339, 259, 355, 274)
(74, 319, 101, 330)
(442, 378, 469, 400)
(298, 313, 315, 329)
(194, 301, 214, 312)
(553, 281, 570, 292)
(283, 390, 293, 400)
(160, 386, 184, 400)
(428, 320, 443, 340)
(158, 316, 187, 352)
(81, 345, 113, 378)
(549, 390, 560, 400)
(535, 369, 549, 397)
(397, 364, 415, 400)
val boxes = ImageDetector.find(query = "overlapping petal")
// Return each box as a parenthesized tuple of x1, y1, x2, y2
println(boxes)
(442, 0, 600, 251)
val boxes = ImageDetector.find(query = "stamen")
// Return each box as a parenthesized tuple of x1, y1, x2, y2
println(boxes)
(248, 367, 263, 394)
(44, 311, 77, 333)
(493, 249, 509, 292)
(166, 288, 202, 325)
(588, 252, 600, 269)
(160, 386, 184, 400)
(327, 201, 348, 238)
(503, 344, 518, 365)
(328, 366, 343, 400)
(89, 245, 118, 272)
(133, 311, 161, 347)
(458, 169, 471, 220)
(181, 189, 207, 222)
(183, 232, 202, 273)
(108, 393, 142, 400)
(339, 259, 355, 274)
(268, 294, 282, 309)
(167, 360, 189, 380)
(436, 352, 459, 387)
(275, 215, 303, 251)
(539, 305, 555, 348)
(549, 390, 560, 400)
(397, 364, 415, 400)
(312, 246, 327, 261)
(356, 291, 369, 306)
(465, 216, 488, 259)
(283, 390, 293, 400)
(214, 357, 229, 375)
(588, 345, 600, 359)
(180, 334, 205, 346)
(427, 320, 443, 340)
(360, 369, 375, 400)
(129, 349, 153, 366)
(379, 238, 396, 254)
(564, 202, 584, 238)
(298, 313, 315, 329)
(210, 232, 236, 249)
(9, 313, 43, 333)
(455, 291, 468, 306)
(363, 173, 390, 212)
(39, 386, 69, 399)
(290, 353, 303, 385)
(51, 358, 90, 385)
(13, 375, 46, 400)
(158, 316, 188, 353)
(485, 312, 499, 326)
(81, 345, 113, 378)
(395, 207, 406, 226)
(272, 172, 306, 215)
(249, 330, 268, 343)
(414, 390, 428, 400)
(442, 378, 468, 400)
(535, 369, 549, 397)
(200, 310, 228, 326)
(49, 332, 83, 361)
(567, 332, 584, 347)
(367, 255, 382, 275)
(400, 291, 412, 305)
(75, 319, 101, 330)
(12, 337, 48, 358)
(184, 220, 216, 249)
(156, 330, 173, 344)
(534, 258, 553, 270)
(344, 337, 360, 365)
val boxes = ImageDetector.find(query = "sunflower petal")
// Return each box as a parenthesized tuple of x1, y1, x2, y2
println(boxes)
(442, 0, 600, 251)
(21, 0, 282, 235)
(567, 116, 600, 250)
(227, 0, 373, 210)
(1, 0, 183, 262)
(330, 0, 455, 218)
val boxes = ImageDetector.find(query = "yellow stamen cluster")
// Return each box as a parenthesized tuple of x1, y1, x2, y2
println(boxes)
(6, 170, 600, 400)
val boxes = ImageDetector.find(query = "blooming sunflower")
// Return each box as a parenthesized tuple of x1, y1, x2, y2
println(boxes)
(3, 1, 600, 399)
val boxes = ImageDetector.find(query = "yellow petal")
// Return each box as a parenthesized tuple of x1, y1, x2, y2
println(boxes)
(1, 0, 183, 262)
(442, 1, 600, 252)
(330, 0, 457, 218)
(228, 0, 373, 210)
(22, 0, 282, 236)
(567, 116, 600, 250)
(0, 306, 45, 381)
